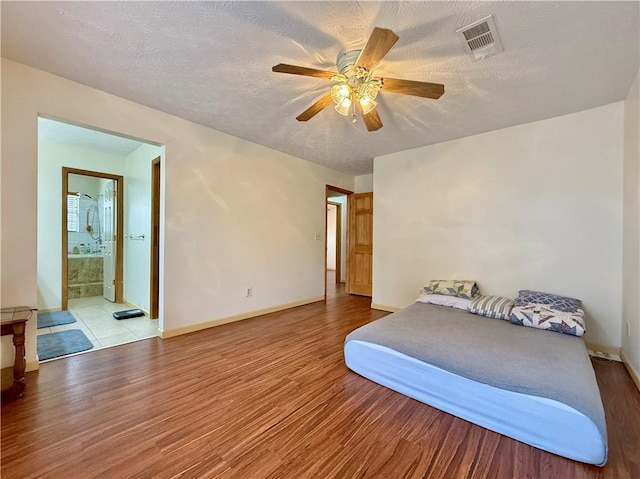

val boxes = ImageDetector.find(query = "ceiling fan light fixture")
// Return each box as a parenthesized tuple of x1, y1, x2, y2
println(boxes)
(331, 84, 351, 104)
(362, 81, 382, 99)
(272, 27, 445, 132)
(355, 80, 380, 115)
(359, 96, 377, 115)
(334, 96, 352, 116)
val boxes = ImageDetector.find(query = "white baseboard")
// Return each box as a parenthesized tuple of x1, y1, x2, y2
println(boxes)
(370, 303, 401, 313)
(26, 360, 39, 372)
(38, 307, 61, 313)
(159, 296, 324, 339)
(621, 348, 640, 393)
(2, 361, 40, 377)
(124, 299, 149, 315)
(39, 299, 149, 315)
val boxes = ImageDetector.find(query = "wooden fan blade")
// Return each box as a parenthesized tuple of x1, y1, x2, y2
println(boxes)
(296, 93, 334, 121)
(381, 77, 445, 99)
(355, 27, 399, 72)
(272, 64, 338, 80)
(355, 102, 383, 132)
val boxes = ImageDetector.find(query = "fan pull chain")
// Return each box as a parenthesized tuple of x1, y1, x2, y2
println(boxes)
(350, 99, 357, 124)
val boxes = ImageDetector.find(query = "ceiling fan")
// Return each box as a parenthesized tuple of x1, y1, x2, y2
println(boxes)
(272, 27, 445, 132)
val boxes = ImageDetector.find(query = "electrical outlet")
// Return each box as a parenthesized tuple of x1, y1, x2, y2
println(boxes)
(246, 287, 252, 297)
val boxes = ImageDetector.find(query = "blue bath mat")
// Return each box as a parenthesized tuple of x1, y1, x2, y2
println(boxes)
(37, 310, 77, 329)
(37, 329, 93, 361)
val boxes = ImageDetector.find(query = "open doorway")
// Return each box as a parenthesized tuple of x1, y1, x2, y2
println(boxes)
(62, 168, 124, 310)
(326, 202, 342, 282)
(325, 185, 352, 299)
(37, 117, 162, 361)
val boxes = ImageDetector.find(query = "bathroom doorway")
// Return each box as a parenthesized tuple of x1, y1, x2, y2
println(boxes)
(61, 168, 124, 310)
(37, 116, 162, 361)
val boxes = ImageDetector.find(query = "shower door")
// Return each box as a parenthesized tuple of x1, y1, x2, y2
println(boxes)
(102, 181, 116, 302)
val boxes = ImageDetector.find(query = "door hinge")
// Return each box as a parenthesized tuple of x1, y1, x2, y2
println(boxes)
(112, 279, 115, 286)
(113, 235, 117, 241)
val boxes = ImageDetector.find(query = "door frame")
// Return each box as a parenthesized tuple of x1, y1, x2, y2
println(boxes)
(149, 157, 161, 319)
(62, 167, 124, 310)
(325, 185, 353, 300)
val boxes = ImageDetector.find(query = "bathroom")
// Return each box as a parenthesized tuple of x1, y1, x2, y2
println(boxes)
(67, 174, 114, 301)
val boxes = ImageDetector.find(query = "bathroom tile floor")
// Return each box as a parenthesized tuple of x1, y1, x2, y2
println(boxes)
(37, 296, 158, 362)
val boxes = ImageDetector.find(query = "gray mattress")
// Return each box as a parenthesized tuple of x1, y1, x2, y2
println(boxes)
(345, 302, 608, 464)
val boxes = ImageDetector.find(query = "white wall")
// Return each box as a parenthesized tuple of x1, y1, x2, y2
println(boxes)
(373, 103, 624, 349)
(68, 174, 100, 197)
(622, 69, 640, 374)
(36, 140, 125, 310)
(355, 173, 373, 193)
(0, 59, 353, 369)
(123, 143, 162, 312)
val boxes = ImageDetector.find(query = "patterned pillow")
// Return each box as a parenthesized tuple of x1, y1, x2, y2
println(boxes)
(510, 304, 586, 337)
(416, 293, 472, 311)
(423, 280, 479, 299)
(469, 295, 514, 320)
(514, 290, 582, 312)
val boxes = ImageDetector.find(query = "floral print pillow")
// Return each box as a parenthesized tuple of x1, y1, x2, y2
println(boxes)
(423, 280, 479, 299)
(510, 304, 586, 337)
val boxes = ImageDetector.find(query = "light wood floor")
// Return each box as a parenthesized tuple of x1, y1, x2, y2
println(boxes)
(2, 280, 640, 478)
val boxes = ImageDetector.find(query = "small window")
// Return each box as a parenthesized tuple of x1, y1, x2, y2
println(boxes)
(67, 194, 79, 232)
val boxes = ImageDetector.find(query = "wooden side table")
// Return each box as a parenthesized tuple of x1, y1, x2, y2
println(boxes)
(1, 306, 34, 401)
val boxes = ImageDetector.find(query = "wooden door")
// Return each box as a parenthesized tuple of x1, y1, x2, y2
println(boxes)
(347, 192, 373, 296)
(102, 181, 116, 302)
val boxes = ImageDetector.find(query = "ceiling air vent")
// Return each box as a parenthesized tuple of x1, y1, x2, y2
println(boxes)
(457, 15, 503, 60)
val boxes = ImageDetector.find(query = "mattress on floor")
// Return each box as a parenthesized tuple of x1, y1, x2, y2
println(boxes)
(344, 303, 608, 466)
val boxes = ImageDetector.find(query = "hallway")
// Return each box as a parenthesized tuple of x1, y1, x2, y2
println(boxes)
(326, 269, 345, 299)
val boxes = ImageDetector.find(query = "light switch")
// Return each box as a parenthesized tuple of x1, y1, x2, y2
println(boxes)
(314, 232, 321, 241)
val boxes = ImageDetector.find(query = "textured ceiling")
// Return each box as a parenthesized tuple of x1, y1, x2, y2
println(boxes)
(38, 117, 145, 157)
(2, 1, 639, 175)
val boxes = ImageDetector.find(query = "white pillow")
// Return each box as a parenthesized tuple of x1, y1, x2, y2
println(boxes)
(416, 293, 472, 311)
